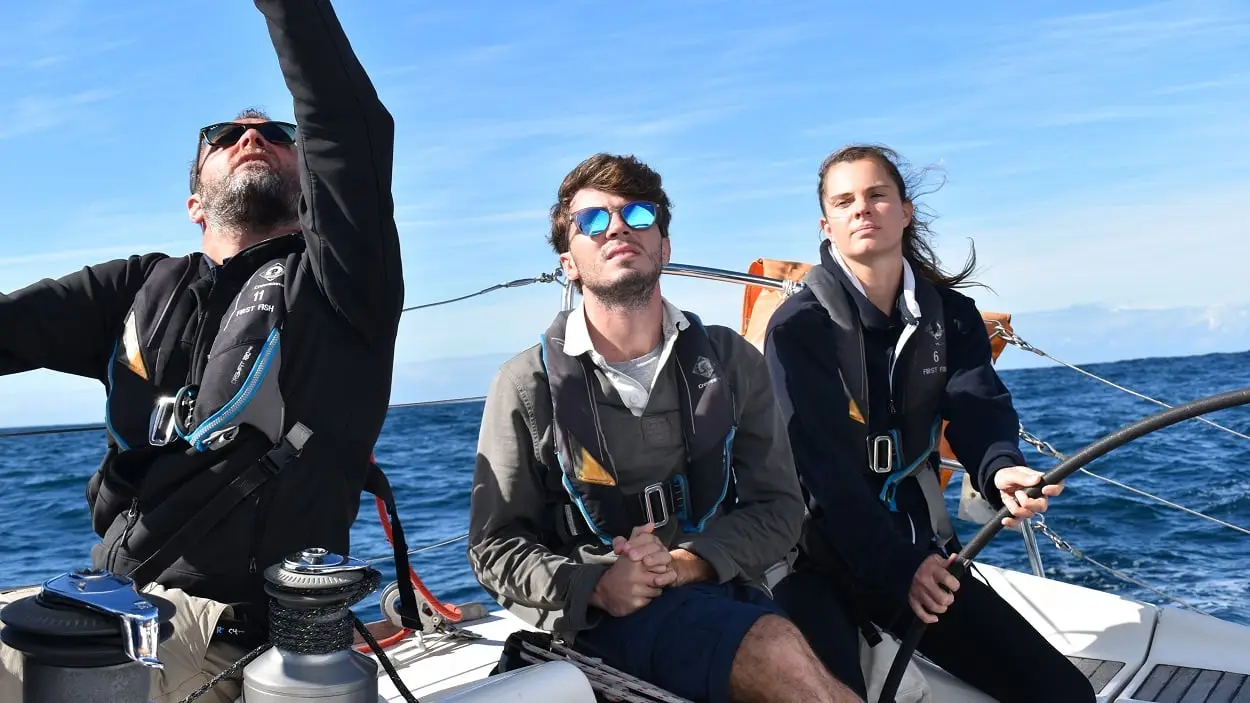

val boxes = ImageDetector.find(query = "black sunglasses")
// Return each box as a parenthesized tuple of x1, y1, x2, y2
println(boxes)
(199, 120, 297, 147)
(191, 121, 297, 192)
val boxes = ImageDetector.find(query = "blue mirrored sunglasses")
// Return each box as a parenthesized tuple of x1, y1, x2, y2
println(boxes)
(571, 201, 659, 236)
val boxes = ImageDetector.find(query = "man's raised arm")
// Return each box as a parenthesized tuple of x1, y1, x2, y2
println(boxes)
(0, 255, 165, 380)
(254, 0, 403, 340)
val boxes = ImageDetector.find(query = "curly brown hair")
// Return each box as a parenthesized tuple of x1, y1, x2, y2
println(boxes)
(547, 153, 672, 256)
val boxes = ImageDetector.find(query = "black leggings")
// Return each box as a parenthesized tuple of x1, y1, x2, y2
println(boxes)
(772, 566, 1097, 702)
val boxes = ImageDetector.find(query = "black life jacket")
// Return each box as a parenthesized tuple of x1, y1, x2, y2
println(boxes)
(539, 309, 737, 545)
(105, 251, 297, 454)
(801, 259, 955, 549)
(90, 237, 315, 592)
(84, 236, 425, 636)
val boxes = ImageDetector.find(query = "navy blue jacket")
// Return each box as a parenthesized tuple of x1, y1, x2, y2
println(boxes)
(763, 243, 1025, 605)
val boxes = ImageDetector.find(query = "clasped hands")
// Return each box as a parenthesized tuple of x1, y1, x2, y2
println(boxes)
(588, 522, 705, 617)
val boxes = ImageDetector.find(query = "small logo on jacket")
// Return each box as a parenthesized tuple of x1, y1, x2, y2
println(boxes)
(929, 321, 944, 340)
(260, 263, 285, 282)
(693, 356, 715, 378)
(693, 356, 720, 389)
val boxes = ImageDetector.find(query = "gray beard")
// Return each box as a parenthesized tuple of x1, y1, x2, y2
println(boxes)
(199, 167, 298, 234)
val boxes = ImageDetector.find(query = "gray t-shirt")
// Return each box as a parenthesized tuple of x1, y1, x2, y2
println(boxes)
(602, 343, 664, 414)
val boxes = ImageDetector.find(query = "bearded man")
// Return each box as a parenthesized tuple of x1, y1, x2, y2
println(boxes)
(466, 154, 861, 703)
(0, 1, 403, 700)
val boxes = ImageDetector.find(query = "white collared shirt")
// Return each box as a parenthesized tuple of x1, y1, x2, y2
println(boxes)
(562, 297, 690, 417)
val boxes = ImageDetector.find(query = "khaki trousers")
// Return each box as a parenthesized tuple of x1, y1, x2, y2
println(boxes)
(0, 582, 250, 703)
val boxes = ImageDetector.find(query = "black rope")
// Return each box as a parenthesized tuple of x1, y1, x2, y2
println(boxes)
(179, 565, 422, 703)
(177, 642, 270, 703)
(268, 568, 381, 654)
(400, 273, 557, 313)
(355, 614, 419, 703)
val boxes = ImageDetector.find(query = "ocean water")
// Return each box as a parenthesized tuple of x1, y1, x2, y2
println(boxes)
(0, 350, 1248, 628)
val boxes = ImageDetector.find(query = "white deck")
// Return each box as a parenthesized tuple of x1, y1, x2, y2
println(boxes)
(366, 564, 1250, 702)
(4, 561, 1245, 702)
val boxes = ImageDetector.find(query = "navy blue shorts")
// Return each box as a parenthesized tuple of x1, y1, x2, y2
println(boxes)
(571, 582, 783, 703)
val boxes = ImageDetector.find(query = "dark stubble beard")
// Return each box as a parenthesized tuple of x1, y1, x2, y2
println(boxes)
(582, 247, 664, 311)
(198, 165, 299, 234)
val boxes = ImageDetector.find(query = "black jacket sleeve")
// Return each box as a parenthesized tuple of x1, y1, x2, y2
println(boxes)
(764, 307, 928, 605)
(0, 255, 165, 381)
(939, 293, 1027, 510)
(254, 0, 403, 342)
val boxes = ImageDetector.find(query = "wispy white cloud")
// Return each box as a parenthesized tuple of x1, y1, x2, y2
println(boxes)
(398, 209, 548, 231)
(942, 179, 1250, 314)
(424, 103, 745, 148)
(1149, 73, 1250, 96)
(0, 241, 186, 269)
(0, 90, 116, 140)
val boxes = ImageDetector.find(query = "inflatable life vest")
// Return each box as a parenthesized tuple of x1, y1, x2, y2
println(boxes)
(91, 239, 314, 589)
(105, 249, 302, 454)
(539, 309, 737, 544)
(800, 258, 954, 547)
(740, 256, 1011, 522)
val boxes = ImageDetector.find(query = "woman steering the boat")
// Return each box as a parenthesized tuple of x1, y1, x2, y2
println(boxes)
(761, 144, 1096, 702)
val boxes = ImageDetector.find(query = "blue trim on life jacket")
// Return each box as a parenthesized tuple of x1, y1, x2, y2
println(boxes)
(673, 473, 691, 527)
(879, 417, 943, 510)
(104, 341, 130, 451)
(185, 328, 281, 452)
(677, 309, 737, 533)
(559, 471, 613, 547)
(543, 316, 738, 539)
(687, 423, 736, 533)
(542, 331, 614, 546)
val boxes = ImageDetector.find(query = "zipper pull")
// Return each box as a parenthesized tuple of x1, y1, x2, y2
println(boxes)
(249, 557, 257, 574)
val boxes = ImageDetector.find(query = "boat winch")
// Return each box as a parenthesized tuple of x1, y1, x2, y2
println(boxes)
(242, 546, 384, 703)
(0, 568, 175, 703)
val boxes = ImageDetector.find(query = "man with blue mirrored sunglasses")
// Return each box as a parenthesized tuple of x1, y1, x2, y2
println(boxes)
(470, 153, 862, 702)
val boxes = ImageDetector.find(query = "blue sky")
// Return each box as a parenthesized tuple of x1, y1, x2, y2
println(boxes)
(1, 0, 1249, 425)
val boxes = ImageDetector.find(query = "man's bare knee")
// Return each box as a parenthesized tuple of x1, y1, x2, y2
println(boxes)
(740, 614, 803, 656)
(731, 614, 862, 703)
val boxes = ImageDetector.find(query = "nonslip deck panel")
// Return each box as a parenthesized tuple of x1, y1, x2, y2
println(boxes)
(1067, 656, 1126, 694)
(1129, 664, 1249, 702)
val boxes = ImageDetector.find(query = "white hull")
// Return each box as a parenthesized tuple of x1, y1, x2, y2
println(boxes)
(363, 563, 1250, 702)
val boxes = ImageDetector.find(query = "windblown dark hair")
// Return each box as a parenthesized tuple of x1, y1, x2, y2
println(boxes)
(817, 144, 981, 289)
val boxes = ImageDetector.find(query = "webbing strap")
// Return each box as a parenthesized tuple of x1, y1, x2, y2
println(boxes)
(126, 422, 313, 586)
(556, 479, 682, 542)
(363, 462, 423, 631)
(915, 468, 955, 550)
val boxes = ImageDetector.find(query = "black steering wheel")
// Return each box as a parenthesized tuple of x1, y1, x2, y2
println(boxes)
(876, 385, 1250, 703)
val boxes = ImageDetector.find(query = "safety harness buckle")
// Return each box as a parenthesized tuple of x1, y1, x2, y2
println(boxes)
(259, 422, 313, 476)
(642, 482, 671, 528)
(867, 434, 895, 474)
(148, 385, 198, 447)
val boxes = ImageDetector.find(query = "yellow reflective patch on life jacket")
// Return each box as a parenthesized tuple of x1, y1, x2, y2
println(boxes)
(121, 311, 148, 381)
(576, 447, 616, 486)
(848, 397, 865, 424)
